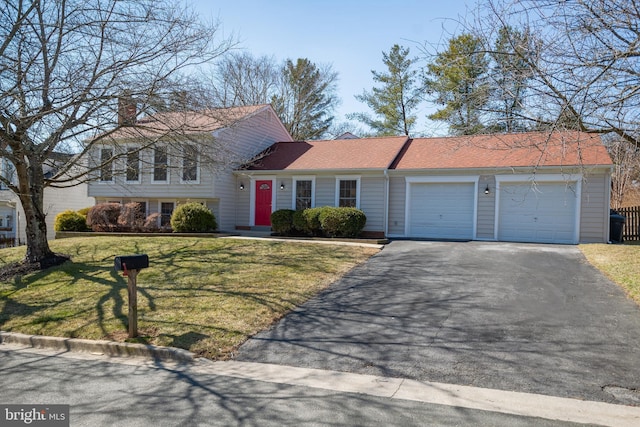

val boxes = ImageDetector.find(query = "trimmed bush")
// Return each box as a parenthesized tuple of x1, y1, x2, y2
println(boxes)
(87, 203, 121, 232)
(270, 209, 295, 235)
(77, 207, 91, 218)
(54, 210, 88, 232)
(117, 202, 145, 232)
(171, 202, 217, 233)
(143, 213, 162, 232)
(292, 210, 308, 235)
(301, 206, 331, 236)
(319, 207, 367, 238)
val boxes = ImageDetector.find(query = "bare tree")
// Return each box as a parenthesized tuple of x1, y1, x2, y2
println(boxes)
(0, 0, 233, 266)
(471, 0, 640, 145)
(608, 137, 640, 209)
(208, 52, 279, 107)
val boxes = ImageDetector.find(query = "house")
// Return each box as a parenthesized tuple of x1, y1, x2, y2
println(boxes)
(87, 104, 293, 231)
(236, 131, 613, 244)
(0, 153, 94, 244)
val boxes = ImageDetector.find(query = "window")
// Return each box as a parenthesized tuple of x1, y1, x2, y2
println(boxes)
(295, 180, 313, 210)
(153, 146, 168, 182)
(100, 148, 113, 182)
(160, 202, 174, 227)
(181, 145, 198, 182)
(338, 179, 358, 207)
(126, 147, 140, 182)
(0, 158, 15, 189)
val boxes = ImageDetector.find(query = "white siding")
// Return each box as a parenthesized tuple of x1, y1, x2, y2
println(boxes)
(580, 172, 610, 243)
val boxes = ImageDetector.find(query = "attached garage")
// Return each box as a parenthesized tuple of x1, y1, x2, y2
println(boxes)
(496, 179, 580, 244)
(406, 179, 477, 240)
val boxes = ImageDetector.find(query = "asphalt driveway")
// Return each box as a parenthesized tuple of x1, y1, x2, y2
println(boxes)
(234, 241, 640, 405)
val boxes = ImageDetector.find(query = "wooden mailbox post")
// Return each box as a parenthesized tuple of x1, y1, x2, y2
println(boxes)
(114, 254, 149, 338)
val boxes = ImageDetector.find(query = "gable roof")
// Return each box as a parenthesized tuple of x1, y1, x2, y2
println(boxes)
(247, 131, 611, 172)
(393, 131, 612, 169)
(103, 104, 274, 140)
(249, 136, 410, 170)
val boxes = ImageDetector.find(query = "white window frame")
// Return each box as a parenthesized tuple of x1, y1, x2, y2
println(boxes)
(292, 176, 316, 210)
(180, 145, 200, 184)
(152, 145, 170, 184)
(124, 145, 141, 184)
(335, 175, 361, 208)
(98, 145, 114, 183)
(159, 201, 175, 227)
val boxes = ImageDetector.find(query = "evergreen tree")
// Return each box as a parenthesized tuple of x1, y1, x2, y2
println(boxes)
(272, 58, 338, 140)
(349, 44, 422, 136)
(425, 34, 490, 135)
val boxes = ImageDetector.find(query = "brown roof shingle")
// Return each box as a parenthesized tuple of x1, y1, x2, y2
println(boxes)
(104, 104, 270, 140)
(248, 131, 611, 172)
(393, 131, 612, 169)
(250, 136, 410, 170)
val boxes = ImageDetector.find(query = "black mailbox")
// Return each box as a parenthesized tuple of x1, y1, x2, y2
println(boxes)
(114, 254, 149, 271)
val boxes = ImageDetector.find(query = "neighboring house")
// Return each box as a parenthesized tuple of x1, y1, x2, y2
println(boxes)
(87, 104, 292, 231)
(0, 153, 94, 244)
(237, 131, 613, 244)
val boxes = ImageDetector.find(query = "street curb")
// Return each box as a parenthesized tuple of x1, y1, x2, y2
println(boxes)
(0, 331, 194, 363)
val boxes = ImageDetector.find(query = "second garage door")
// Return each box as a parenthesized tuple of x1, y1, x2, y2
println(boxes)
(408, 182, 475, 239)
(497, 182, 578, 244)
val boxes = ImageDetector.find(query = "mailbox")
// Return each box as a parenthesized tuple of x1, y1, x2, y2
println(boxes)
(114, 254, 149, 271)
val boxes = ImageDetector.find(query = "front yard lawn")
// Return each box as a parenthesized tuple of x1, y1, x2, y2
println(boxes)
(0, 236, 379, 359)
(580, 242, 640, 305)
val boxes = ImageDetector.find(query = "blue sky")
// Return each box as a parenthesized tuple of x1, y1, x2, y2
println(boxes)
(193, 1, 475, 136)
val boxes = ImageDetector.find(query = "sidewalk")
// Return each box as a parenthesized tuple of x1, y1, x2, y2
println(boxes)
(2, 338, 639, 427)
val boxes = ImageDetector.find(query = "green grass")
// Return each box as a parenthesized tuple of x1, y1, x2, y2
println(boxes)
(0, 236, 379, 359)
(580, 242, 640, 305)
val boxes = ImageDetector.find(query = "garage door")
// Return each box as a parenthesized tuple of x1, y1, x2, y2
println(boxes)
(498, 182, 578, 244)
(408, 182, 475, 239)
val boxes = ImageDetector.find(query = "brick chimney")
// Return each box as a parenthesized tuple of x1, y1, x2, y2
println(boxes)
(118, 97, 137, 125)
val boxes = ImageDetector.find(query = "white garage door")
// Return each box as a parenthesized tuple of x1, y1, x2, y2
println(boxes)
(498, 182, 578, 244)
(408, 182, 475, 239)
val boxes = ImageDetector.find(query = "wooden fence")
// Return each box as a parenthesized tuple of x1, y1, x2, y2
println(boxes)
(617, 206, 640, 241)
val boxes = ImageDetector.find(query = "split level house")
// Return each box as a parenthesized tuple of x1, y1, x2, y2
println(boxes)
(88, 103, 613, 245)
(87, 104, 293, 230)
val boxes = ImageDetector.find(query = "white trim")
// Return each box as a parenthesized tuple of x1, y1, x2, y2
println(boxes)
(292, 176, 316, 210)
(335, 175, 361, 208)
(494, 174, 582, 244)
(151, 145, 170, 184)
(403, 176, 479, 239)
(249, 175, 276, 226)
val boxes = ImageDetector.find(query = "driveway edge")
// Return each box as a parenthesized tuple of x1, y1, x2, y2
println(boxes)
(0, 331, 193, 363)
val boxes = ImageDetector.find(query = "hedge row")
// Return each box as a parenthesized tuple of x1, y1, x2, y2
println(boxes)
(54, 202, 217, 233)
(271, 207, 366, 238)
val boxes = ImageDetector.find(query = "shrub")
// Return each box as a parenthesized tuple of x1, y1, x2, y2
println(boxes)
(302, 207, 331, 236)
(270, 209, 295, 235)
(319, 207, 367, 238)
(54, 210, 88, 232)
(171, 202, 217, 233)
(87, 203, 121, 232)
(117, 202, 145, 232)
(77, 207, 91, 218)
(143, 213, 162, 232)
(292, 210, 308, 235)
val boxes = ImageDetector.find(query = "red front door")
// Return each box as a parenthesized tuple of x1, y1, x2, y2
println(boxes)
(255, 180, 273, 226)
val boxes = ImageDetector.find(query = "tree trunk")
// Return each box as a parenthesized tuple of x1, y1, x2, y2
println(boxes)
(15, 154, 55, 265)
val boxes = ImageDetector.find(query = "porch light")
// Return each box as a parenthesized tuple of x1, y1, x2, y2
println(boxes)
(239, 183, 245, 190)
(484, 185, 490, 195)
(280, 183, 285, 190)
